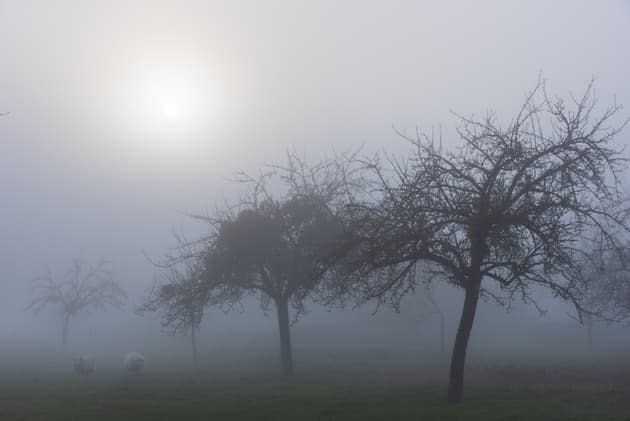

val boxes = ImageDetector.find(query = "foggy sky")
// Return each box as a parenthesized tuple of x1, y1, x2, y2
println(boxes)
(1, 1, 629, 351)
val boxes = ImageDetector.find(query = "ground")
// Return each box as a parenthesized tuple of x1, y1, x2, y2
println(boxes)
(1, 355, 629, 421)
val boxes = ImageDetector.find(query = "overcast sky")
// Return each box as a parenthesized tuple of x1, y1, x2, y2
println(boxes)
(0, 0, 629, 332)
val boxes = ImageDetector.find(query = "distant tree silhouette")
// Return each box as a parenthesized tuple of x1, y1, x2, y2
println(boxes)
(416, 280, 446, 354)
(572, 235, 630, 344)
(29, 258, 126, 347)
(138, 259, 209, 367)
(335, 80, 630, 402)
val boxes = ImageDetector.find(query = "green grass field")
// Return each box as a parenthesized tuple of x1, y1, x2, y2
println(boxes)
(1, 359, 629, 421)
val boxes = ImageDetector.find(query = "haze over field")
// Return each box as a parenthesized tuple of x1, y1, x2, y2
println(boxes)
(1, 1, 630, 418)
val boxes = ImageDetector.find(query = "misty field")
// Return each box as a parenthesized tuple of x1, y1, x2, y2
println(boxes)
(2, 353, 629, 421)
(3, 1, 630, 420)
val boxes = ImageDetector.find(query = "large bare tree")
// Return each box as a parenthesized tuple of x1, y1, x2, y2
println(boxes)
(29, 258, 127, 347)
(336, 80, 630, 402)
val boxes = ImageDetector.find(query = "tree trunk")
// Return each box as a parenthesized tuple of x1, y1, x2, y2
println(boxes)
(61, 314, 70, 348)
(191, 325, 198, 368)
(447, 282, 481, 402)
(586, 314, 593, 347)
(275, 298, 294, 376)
(439, 311, 445, 354)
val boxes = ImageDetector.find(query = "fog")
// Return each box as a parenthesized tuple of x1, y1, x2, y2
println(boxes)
(1, 1, 630, 417)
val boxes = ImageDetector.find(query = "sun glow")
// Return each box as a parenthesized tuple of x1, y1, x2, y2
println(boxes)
(116, 60, 233, 161)
(149, 75, 189, 123)
(161, 103, 178, 120)
(120, 65, 211, 141)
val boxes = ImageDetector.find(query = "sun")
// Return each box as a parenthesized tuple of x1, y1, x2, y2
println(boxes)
(161, 103, 178, 120)
(121, 63, 227, 142)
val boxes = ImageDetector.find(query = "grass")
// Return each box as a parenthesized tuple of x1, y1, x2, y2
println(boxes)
(1, 347, 630, 420)
(0, 367, 628, 421)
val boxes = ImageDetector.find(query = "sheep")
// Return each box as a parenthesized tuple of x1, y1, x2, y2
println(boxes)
(72, 355, 95, 375)
(123, 352, 145, 373)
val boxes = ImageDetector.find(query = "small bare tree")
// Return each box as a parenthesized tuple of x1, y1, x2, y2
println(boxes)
(29, 258, 127, 347)
(574, 235, 630, 339)
(138, 260, 209, 367)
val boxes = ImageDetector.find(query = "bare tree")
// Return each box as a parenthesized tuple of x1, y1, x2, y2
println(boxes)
(203, 199, 340, 376)
(137, 260, 209, 367)
(196, 153, 358, 376)
(574, 235, 630, 340)
(336, 80, 630, 402)
(29, 258, 127, 347)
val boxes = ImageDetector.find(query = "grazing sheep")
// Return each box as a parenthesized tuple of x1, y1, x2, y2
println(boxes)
(123, 352, 145, 373)
(72, 355, 95, 375)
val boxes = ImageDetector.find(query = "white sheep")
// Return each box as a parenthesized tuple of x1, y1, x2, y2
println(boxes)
(123, 352, 145, 373)
(72, 355, 95, 375)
